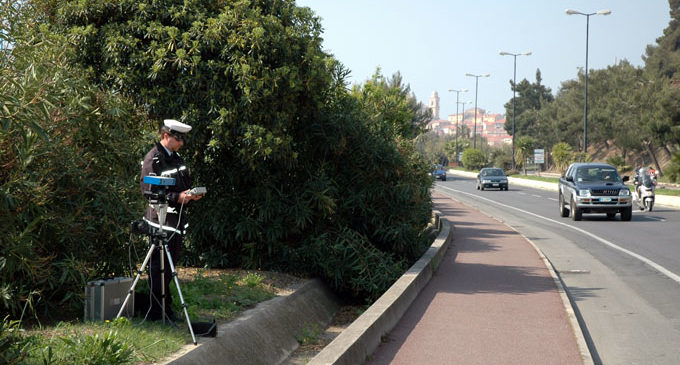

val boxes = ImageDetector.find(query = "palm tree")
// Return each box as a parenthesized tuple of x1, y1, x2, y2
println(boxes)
(515, 136, 535, 175)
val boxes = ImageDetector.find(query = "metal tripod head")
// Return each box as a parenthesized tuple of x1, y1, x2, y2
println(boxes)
(143, 175, 175, 237)
(149, 201, 169, 236)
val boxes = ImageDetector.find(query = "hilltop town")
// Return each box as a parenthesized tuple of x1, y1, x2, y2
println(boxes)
(425, 90, 512, 147)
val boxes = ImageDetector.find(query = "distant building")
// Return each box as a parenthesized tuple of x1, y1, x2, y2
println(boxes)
(425, 91, 511, 146)
(425, 119, 453, 135)
(428, 91, 440, 120)
(431, 107, 512, 146)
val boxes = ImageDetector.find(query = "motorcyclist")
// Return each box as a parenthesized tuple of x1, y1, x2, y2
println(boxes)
(633, 166, 642, 197)
(634, 166, 658, 211)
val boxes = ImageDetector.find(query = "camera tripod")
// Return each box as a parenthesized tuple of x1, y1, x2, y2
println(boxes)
(116, 200, 197, 345)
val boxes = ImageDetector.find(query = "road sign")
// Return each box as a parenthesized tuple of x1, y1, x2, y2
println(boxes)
(534, 149, 545, 164)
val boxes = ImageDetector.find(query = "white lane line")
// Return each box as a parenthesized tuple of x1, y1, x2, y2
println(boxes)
(518, 192, 527, 195)
(548, 198, 558, 202)
(645, 216, 666, 222)
(532, 194, 542, 198)
(437, 185, 680, 285)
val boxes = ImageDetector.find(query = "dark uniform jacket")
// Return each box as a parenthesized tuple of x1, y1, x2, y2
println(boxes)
(140, 142, 193, 235)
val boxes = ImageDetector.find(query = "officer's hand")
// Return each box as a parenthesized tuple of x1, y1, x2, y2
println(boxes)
(179, 189, 201, 203)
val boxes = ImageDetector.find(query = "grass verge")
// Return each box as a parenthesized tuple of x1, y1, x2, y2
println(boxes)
(509, 174, 559, 183)
(3, 268, 303, 365)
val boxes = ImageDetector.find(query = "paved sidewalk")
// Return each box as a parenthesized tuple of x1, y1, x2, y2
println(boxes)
(366, 193, 588, 365)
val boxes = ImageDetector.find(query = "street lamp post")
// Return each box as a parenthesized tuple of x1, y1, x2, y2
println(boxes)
(448, 88, 468, 163)
(566, 8, 611, 153)
(456, 101, 471, 154)
(499, 51, 531, 170)
(465, 73, 490, 149)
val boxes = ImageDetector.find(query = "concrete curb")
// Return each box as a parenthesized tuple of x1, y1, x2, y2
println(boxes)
(447, 169, 680, 209)
(308, 214, 455, 365)
(165, 279, 340, 365)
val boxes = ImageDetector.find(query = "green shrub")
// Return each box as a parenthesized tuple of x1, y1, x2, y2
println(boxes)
(0, 11, 151, 318)
(0, 317, 27, 364)
(462, 148, 487, 170)
(489, 147, 512, 170)
(552, 142, 573, 173)
(29, 0, 433, 306)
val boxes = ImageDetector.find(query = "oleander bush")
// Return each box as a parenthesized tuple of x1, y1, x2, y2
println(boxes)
(1, 0, 434, 319)
(0, 3, 152, 318)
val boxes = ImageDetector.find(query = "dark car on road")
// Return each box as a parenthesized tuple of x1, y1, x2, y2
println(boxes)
(476, 167, 508, 191)
(432, 164, 447, 181)
(558, 162, 632, 221)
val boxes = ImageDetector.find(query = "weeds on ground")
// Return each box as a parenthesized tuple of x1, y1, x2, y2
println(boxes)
(7, 317, 185, 364)
(3, 270, 279, 364)
(179, 270, 275, 321)
(295, 323, 322, 346)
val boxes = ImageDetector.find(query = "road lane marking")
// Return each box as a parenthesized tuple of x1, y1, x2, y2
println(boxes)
(560, 270, 591, 274)
(437, 185, 680, 285)
(532, 194, 542, 198)
(645, 216, 666, 222)
(548, 198, 558, 202)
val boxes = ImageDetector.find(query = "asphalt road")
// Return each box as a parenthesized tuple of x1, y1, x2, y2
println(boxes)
(434, 176, 680, 365)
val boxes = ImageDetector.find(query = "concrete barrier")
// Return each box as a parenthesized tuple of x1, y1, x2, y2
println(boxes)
(165, 279, 340, 365)
(308, 215, 455, 365)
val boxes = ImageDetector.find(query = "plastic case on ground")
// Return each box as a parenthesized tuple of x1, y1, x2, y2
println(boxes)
(84, 277, 134, 321)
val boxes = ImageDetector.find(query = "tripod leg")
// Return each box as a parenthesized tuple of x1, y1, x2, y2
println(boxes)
(116, 241, 157, 319)
(163, 243, 198, 345)
(161, 243, 166, 324)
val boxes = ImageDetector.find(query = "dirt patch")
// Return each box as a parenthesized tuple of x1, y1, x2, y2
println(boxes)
(177, 267, 307, 295)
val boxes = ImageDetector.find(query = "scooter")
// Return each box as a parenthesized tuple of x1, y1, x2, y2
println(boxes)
(634, 173, 656, 212)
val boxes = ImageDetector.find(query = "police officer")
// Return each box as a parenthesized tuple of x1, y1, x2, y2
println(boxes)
(140, 119, 203, 321)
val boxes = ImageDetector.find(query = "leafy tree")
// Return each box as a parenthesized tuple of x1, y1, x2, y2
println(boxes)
(461, 148, 486, 170)
(415, 132, 453, 164)
(644, 0, 680, 80)
(584, 60, 654, 162)
(503, 69, 554, 140)
(351, 69, 431, 140)
(441, 124, 472, 164)
(642, 0, 680, 172)
(489, 145, 512, 170)
(544, 79, 587, 151)
(36, 0, 433, 302)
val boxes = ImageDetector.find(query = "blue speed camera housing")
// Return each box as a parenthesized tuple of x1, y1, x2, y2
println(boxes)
(143, 175, 176, 186)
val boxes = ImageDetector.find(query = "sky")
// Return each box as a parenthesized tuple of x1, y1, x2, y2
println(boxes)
(295, 0, 671, 120)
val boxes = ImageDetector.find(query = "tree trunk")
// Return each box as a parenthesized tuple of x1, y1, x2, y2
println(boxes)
(644, 141, 663, 176)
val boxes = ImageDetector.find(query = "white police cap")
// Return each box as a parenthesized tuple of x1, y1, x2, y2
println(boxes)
(163, 119, 192, 134)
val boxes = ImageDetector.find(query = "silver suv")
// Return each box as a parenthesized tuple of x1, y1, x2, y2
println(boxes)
(558, 163, 632, 221)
